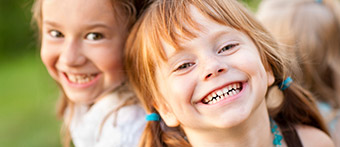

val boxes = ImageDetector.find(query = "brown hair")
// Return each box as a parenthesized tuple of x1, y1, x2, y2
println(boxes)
(31, 0, 150, 146)
(257, 0, 340, 109)
(125, 0, 329, 146)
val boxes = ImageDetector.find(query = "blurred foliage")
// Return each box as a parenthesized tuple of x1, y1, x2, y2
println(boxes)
(241, 0, 262, 12)
(0, 0, 61, 146)
(0, 0, 259, 146)
(0, 0, 38, 59)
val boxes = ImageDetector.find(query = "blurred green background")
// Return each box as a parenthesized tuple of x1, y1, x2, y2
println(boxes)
(0, 0, 259, 146)
(0, 0, 61, 146)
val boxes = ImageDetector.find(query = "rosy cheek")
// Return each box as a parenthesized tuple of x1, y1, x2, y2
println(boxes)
(171, 77, 193, 100)
(235, 54, 259, 74)
(41, 48, 60, 80)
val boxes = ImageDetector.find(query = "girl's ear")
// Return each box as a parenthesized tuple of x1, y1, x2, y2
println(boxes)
(267, 69, 275, 87)
(154, 103, 180, 127)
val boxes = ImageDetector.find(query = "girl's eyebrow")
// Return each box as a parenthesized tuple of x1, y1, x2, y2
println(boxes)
(43, 20, 62, 28)
(167, 50, 183, 62)
(178, 29, 233, 49)
(84, 23, 112, 30)
(209, 30, 233, 42)
(167, 30, 235, 60)
(42, 20, 112, 30)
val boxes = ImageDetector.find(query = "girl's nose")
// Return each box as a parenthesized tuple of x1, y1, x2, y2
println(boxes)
(59, 40, 86, 66)
(201, 57, 228, 81)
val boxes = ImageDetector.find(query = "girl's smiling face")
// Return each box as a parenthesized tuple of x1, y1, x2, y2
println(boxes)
(155, 6, 274, 132)
(41, 0, 127, 104)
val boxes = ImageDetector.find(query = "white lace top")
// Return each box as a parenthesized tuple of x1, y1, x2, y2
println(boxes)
(68, 88, 146, 147)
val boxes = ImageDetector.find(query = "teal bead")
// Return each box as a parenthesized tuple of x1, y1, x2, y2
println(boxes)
(270, 118, 282, 146)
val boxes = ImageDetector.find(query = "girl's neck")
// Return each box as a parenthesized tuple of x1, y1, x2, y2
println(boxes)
(93, 81, 127, 105)
(186, 100, 273, 147)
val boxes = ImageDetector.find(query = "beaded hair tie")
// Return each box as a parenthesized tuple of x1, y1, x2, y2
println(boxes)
(146, 113, 161, 121)
(279, 77, 293, 91)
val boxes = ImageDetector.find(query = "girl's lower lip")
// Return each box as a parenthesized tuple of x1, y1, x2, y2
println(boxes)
(62, 73, 102, 88)
(197, 82, 247, 107)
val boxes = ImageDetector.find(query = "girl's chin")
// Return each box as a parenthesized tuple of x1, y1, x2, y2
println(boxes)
(64, 91, 98, 104)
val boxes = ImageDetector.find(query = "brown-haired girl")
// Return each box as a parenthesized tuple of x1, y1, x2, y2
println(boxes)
(32, 0, 150, 146)
(125, 0, 334, 146)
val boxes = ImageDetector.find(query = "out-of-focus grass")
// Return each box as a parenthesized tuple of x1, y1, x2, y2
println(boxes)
(0, 54, 61, 147)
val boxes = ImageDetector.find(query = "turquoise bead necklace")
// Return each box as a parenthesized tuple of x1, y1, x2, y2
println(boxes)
(146, 113, 283, 146)
(270, 118, 283, 147)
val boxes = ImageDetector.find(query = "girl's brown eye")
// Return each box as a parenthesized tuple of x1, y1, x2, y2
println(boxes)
(86, 32, 104, 40)
(218, 43, 239, 54)
(49, 30, 64, 38)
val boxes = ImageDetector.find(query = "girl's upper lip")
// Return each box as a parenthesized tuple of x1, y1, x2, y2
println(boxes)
(57, 66, 100, 75)
(58, 68, 100, 75)
(194, 81, 245, 104)
(63, 72, 99, 75)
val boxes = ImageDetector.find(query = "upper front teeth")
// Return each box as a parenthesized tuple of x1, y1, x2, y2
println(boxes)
(67, 74, 96, 84)
(202, 83, 242, 104)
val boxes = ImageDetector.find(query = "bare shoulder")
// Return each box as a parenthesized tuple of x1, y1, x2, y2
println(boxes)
(295, 125, 334, 147)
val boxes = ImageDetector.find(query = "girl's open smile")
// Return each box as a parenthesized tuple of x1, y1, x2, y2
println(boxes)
(62, 72, 102, 88)
(201, 82, 243, 105)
